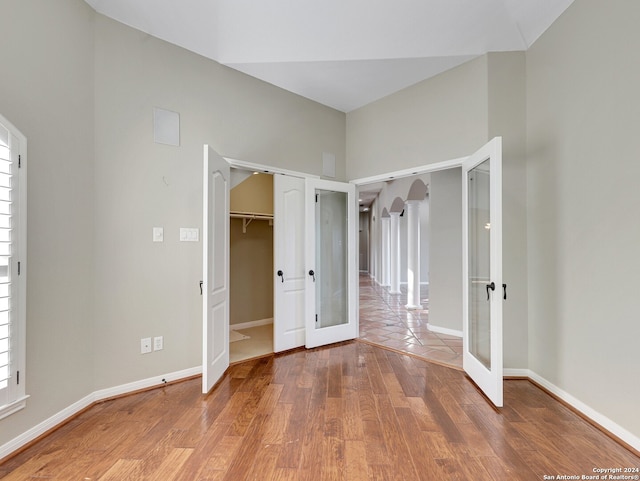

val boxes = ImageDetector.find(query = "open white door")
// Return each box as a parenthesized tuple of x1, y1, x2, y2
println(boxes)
(462, 137, 503, 407)
(202, 145, 230, 394)
(305, 178, 358, 348)
(273, 174, 306, 351)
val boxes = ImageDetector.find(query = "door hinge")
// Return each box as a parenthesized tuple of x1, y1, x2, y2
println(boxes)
(17, 371, 20, 385)
(315, 194, 318, 203)
(18, 155, 21, 168)
(18, 261, 21, 275)
(315, 314, 318, 325)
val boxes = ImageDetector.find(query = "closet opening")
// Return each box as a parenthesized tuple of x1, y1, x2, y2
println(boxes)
(229, 169, 274, 362)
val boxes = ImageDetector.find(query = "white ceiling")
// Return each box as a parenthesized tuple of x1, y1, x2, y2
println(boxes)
(85, 0, 574, 112)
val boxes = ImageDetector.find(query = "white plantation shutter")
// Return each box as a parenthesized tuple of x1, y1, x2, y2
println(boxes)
(0, 115, 27, 418)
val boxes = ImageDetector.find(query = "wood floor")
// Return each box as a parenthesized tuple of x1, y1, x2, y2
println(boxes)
(1, 342, 638, 480)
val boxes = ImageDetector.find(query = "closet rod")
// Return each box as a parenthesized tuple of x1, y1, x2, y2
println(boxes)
(230, 211, 274, 233)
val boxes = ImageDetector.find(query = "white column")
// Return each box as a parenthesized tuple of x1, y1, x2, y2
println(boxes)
(389, 212, 401, 294)
(381, 216, 390, 286)
(404, 200, 422, 309)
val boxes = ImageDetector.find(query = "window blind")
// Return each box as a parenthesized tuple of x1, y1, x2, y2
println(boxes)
(0, 123, 12, 395)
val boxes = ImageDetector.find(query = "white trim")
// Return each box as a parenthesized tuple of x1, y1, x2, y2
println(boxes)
(0, 113, 27, 417)
(230, 317, 273, 330)
(0, 395, 29, 421)
(527, 370, 640, 452)
(225, 157, 320, 180)
(92, 366, 202, 401)
(350, 156, 467, 186)
(0, 366, 201, 461)
(427, 323, 462, 338)
(503, 368, 530, 377)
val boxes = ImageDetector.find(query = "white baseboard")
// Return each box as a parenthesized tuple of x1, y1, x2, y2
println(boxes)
(231, 317, 273, 330)
(0, 366, 202, 461)
(500, 369, 640, 452)
(503, 368, 530, 378)
(92, 366, 202, 401)
(426, 323, 462, 338)
(0, 393, 95, 462)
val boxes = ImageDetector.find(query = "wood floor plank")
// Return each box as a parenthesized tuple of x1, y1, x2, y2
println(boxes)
(262, 402, 293, 445)
(98, 459, 143, 481)
(393, 406, 450, 481)
(146, 447, 194, 481)
(373, 394, 419, 480)
(344, 440, 369, 481)
(2, 342, 638, 481)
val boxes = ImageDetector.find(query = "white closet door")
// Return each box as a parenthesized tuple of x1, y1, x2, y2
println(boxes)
(273, 174, 306, 351)
(202, 145, 230, 394)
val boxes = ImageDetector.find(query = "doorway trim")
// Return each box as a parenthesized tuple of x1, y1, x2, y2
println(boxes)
(349, 156, 467, 186)
(225, 157, 320, 180)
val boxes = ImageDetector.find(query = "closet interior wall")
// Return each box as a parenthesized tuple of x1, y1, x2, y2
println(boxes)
(229, 172, 274, 328)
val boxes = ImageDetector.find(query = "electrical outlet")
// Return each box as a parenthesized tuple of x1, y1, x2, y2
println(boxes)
(141, 337, 152, 354)
(153, 336, 163, 351)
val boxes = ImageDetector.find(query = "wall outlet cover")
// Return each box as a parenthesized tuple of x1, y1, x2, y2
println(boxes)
(141, 337, 152, 354)
(153, 227, 164, 242)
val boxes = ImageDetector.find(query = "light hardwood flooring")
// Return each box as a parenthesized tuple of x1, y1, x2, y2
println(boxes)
(1, 341, 638, 480)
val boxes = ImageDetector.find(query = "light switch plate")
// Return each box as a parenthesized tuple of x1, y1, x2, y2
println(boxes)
(179, 228, 199, 242)
(153, 227, 164, 242)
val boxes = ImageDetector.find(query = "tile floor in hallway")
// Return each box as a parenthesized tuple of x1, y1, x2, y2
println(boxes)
(358, 274, 463, 369)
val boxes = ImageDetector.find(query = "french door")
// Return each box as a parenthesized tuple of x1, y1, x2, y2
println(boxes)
(304, 178, 358, 348)
(204, 151, 359, 392)
(462, 137, 503, 407)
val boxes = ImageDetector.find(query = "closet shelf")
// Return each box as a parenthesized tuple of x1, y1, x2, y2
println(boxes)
(230, 211, 273, 233)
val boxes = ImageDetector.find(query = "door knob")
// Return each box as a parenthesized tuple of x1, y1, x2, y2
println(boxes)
(277, 270, 284, 283)
(308, 270, 315, 282)
(486, 281, 495, 300)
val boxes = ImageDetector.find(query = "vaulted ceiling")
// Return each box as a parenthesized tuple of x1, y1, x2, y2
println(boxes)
(85, 0, 574, 112)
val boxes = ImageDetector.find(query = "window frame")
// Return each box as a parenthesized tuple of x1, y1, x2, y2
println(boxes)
(0, 113, 28, 420)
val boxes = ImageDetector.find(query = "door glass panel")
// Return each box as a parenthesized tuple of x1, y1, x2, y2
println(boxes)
(468, 160, 491, 369)
(315, 189, 348, 329)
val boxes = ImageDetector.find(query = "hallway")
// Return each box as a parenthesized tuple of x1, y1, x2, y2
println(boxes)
(358, 274, 463, 369)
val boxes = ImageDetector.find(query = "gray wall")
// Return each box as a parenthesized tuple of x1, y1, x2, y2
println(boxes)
(92, 14, 345, 390)
(346, 56, 489, 180)
(526, 0, 640, 438)
(230, 218, 273, 326)
(0, 0, 96, 444)
(488, 52, 528, 368)
(0, 0, 346, 448)
(428, 169, 462, 332)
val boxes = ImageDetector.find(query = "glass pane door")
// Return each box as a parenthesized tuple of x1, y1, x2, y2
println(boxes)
(463, 137, 503, 407)
(305, 179, 357, 348)
(468, 160, 491, 368)
(315, 190, 348, 329)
